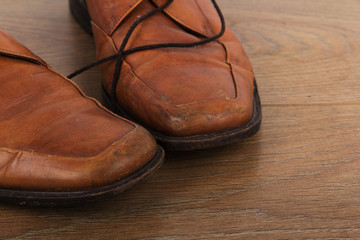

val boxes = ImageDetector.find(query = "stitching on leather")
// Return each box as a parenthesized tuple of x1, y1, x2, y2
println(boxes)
(216, 39, 238, 99)
(0, 48, 44, 66)
(152, 0, 213, 37)
(0, 128, 136, 159)
(0, 48, 35, 60)
(195, 0, 215, 35)
(123, 58, 160, 98)
(123, 55, 238, 107)
(48, 65, 137, 129)
(109, 0, 142, 36)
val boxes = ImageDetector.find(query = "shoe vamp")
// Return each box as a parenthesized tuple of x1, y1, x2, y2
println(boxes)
(108, 0, 236, 105)
(0, 58, 134, 158)
(125, 45, 237, 105)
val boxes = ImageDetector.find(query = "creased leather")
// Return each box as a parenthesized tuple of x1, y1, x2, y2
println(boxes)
(86, 0, 142, 35)
(0, 29, 157, 191)
(87, 0, 255, 137)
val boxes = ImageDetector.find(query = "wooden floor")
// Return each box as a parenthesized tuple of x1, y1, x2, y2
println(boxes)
(1, 0, 360, 239)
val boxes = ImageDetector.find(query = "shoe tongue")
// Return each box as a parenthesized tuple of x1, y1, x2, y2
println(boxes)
(87, 0, 143, 35)
(152, 0, 222, 37)
(87, 0, 221, 37)
(0, 29, 45, 65)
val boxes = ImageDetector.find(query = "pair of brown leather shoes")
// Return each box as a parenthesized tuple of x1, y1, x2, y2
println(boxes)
(0, 0, 261, 206)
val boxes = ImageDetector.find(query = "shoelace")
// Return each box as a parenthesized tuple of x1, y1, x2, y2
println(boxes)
(67, 0, 226, 106)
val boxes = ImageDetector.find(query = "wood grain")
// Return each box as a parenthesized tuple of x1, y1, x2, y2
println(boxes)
(1, 0, 360, 239)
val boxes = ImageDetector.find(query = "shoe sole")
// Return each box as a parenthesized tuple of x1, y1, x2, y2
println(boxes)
(69, 0, 262, 151)
(0, 146, 165, 207)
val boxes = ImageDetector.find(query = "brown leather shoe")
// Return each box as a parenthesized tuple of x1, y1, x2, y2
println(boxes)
(69, 0, 262, 151)
(0, 29, 164, 206)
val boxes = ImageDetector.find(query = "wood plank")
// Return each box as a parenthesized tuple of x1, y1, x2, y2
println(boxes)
(223, 0, 360, 105)
(0, 0, 360, 239)
(0, 105, 359, 239)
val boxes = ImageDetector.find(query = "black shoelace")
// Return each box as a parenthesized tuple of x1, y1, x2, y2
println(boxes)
(67, 0, 226, 106)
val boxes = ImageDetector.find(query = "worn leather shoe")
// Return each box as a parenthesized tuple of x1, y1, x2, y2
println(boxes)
(0, 29, 164, 206)
(69, 0, 262, 151)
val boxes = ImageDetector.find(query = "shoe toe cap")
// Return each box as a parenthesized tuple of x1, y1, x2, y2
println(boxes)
(0, 125, 158, 191)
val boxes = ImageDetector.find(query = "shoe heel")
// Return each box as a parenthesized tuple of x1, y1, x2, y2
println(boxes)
(69, 0, 93, 35)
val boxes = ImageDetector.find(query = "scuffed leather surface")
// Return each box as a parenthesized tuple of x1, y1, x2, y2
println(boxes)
(0, 29, 157, 191)
(86, 0, 142, 35)
(87, 0, 255, 137)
